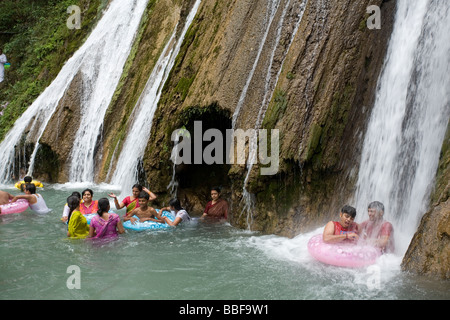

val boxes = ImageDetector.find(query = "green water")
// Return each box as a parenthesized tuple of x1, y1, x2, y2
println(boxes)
(0, 185, 448, 300)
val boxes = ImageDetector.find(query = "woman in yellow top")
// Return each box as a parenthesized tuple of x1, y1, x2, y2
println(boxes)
(66, 195, 89, 239)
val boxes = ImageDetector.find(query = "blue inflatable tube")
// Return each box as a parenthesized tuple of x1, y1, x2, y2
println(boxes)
(123, 209, 175, 231)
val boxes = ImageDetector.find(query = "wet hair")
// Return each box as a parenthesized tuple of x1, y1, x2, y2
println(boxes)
(67, 195, 81, 224)
(25, 184, 36, 194)
(368, 201, 385, 214)
(132, 184, 143, 191)
(24, 176, 32, 183)
(211, 186, 221, 193)
(71, 191, 81, 200)
(169, 198, 183, 211)
(341, 205, 356, 218)
(138, 191, 149, 200)
(82, 188, 93, 197)
(97, 198, 110, 217)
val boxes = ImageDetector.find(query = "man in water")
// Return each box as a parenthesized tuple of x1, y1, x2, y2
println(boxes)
(359, 201, 395, 253)
(124, 191, 163, 225)
(323, 205, 360, 243)
(0, 190, 14, 214)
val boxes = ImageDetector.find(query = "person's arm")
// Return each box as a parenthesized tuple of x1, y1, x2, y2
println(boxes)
(201, 202, 211, 219)
(123, 209, 139, 225)
(117, 220, 125, 234)
(163, 216, 182, 227)
(88, 223, 96, 238)
(142, 187, 157, 201)
(12, 194, 35, 203)
(323, 221, 358, 243)
(108, 193, 125, 210)
(61, 204, 70, 222)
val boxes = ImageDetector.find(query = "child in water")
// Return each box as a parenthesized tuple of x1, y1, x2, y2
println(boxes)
(123, 191, 163, 225)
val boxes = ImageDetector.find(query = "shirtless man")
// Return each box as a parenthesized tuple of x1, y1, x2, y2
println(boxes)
(0, 190, 14, 214)
(124, 191, 164, 225)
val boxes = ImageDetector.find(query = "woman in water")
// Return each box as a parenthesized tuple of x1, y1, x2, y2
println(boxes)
(201, 187, 228, 221)
(88, 198, 124, 238)
(67, 195, 89, 239)
(109, 184, 156, 214)
(12, 184, 51, 214)
(61, 191, 81, 223)
(158, 198, 191, 227)
(79, 188, 98, 215)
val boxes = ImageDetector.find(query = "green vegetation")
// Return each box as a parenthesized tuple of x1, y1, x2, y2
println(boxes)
(0, 0, 105, 142)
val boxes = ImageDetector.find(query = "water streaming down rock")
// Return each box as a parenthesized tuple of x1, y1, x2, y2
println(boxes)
(109, 0, 202, 198)
(67, 0, 149, 182)
(353, 0, 450, 254)
(237, 0, 307, 229)
(0, 0, 149, 184)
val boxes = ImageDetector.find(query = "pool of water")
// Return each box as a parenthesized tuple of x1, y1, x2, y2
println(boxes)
(0, 185, 448, 300)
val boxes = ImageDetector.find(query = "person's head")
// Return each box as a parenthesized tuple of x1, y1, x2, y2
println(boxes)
(82, 189, 93, 202)
(0, 48, 3, 55)
(211, 187, 221, 201)
(169, 198, 183, 211)
(67, 195, 81, 223)
(138, 191, 149, 207)
(25, 183, 36, 194)
(23, 176, 32, 183)
(339, 205, 356, 228)
(97, 198, 110, 217)
(367, 201, 385, 221)
(71, 191, 81, 200)
(132, 184, 143, 198)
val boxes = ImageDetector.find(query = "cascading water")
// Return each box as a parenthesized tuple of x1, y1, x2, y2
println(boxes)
(0, 0, 149, 184)
(67, 0, 149, 182)
(354, 0, 450, 255)
(235, 0, 307, 229)
(109, 0, 202, 198)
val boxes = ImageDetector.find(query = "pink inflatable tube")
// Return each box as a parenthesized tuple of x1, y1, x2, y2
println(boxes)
(308, 234, 381, 268)
(0, 199, 29, 215)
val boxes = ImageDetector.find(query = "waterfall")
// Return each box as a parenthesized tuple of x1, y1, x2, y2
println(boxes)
(0, 0, 149, 184)
(354, 0, 450, 254)
(236, 0, 307, 229)
(67, 0, 149, 182)
(110, 0, 202, 197)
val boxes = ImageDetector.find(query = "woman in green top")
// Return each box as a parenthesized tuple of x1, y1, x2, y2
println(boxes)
(67, 195, 89, 239)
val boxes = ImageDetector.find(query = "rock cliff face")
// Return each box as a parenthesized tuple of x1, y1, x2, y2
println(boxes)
(140, 0, 396, 236)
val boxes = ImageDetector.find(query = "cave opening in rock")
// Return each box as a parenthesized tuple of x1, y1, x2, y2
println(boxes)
(174, 104, 232, 210)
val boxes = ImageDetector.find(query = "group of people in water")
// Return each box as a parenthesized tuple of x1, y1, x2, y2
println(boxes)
(61, 184, 229, 240)
(2, 176, 393, 254)
(0, 176, 51, 214)
(323, 202, 395, 254)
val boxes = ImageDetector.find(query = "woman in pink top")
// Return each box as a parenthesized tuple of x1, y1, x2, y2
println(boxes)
(88, 198, 125, 239)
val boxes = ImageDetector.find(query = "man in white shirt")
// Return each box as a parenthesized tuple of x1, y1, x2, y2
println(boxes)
(0, 48, 7, 83)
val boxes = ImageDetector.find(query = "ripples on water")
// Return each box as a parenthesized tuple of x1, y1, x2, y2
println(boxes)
(0, 186, 448, 300)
